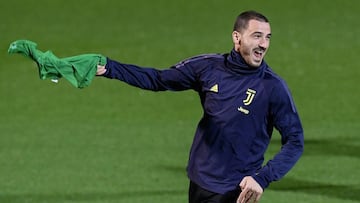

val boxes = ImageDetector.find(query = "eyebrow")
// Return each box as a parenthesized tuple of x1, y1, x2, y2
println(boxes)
(252, 31, 272, 37)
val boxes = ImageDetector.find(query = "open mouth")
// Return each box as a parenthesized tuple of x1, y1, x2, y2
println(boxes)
(253, 50, 263, 59)
(254, 50, 264, 61)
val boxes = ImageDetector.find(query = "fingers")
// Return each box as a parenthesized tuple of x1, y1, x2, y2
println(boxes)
(255, 193, 261, 203)
(96, 65, 107, 75)
(237, 188, 247, 203)
(246, 191, 259, 203)
(239, 178, 246, 190)
(237, 176, 263, 203)
(237, 189, 258, 203)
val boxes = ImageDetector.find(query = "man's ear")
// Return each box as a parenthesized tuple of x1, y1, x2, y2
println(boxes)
(232, 31, 241, 45)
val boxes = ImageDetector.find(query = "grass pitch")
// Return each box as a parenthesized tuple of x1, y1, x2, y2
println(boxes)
(0, 0, 359, 202)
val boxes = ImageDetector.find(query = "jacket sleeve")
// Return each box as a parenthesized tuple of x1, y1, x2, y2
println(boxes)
(101, 57, 199, 91)
(252, 80, 304, 189)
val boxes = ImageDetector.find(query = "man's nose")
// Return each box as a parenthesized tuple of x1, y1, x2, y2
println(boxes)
(259, 37, 269, 49)
(259, 37, 270, 48)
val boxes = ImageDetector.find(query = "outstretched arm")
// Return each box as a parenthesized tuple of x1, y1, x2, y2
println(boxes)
(96, 58, 198, 91)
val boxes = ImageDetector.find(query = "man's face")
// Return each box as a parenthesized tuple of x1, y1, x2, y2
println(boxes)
(232, 19, 271, 67)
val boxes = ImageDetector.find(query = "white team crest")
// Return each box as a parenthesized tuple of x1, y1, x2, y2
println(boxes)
(238, 88, 256, 114)
(243, 89, 256, 105)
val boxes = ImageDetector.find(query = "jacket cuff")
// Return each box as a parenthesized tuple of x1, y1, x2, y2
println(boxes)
(251, 168, 272, 190)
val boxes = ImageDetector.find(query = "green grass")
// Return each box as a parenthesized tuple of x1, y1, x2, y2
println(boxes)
(1, 0, 359, 202)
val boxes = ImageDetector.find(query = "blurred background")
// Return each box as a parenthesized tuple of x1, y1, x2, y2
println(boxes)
(0, 0, 359, 202)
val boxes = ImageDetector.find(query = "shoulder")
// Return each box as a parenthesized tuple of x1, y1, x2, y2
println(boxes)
(263, 66, 298, 112)
(174, 53, 225, 69)
(263, 65, 289, 90)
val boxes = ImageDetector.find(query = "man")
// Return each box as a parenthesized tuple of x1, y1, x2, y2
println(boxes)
(97, 10, 304, 203)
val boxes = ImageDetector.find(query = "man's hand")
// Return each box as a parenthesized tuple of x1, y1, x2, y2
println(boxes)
(237, 176, 263, 203)
(96, 65, 107, 75)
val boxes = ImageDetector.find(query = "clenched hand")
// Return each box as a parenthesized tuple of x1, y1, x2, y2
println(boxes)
(97, 65, 107, 75)
(237, 176, 263, 203)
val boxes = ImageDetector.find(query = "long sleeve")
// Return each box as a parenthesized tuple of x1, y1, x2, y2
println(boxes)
(102, 58, 199, 91)
(252, 80, 304, 189)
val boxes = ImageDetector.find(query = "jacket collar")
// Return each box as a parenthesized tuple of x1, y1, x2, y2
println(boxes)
(226, 49, 267, 75)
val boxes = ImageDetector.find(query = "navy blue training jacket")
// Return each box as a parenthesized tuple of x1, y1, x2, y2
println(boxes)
(102, 49, 304, 194)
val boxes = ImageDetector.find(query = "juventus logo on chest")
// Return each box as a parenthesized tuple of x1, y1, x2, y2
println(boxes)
(243, 89, 256, 105)
(238, 88, 257, 114)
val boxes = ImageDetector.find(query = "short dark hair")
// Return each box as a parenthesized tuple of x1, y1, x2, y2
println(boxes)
(233, 10, 269, 32)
